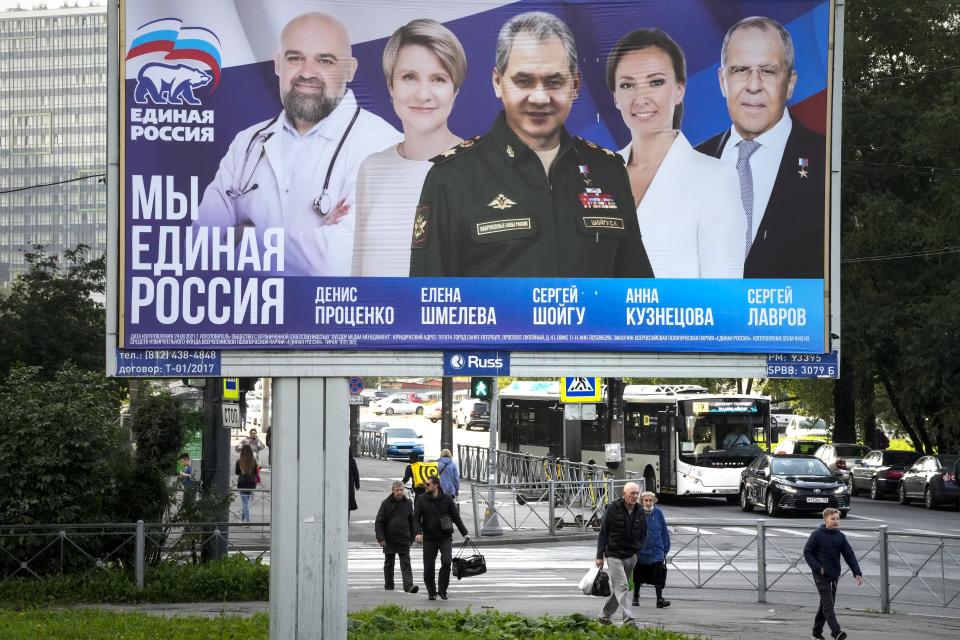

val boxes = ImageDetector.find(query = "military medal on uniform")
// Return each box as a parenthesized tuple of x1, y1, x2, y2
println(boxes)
(578, 164, 593, 186)
(579, 188, 617, 209)
(798, 157, 809, 178)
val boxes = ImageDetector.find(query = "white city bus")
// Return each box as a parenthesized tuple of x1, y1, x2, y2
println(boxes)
(499, 381, 773, 500)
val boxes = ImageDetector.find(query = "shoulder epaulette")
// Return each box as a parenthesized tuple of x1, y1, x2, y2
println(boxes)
(430, 135, 486, 163)
(575, 136, 623, 163)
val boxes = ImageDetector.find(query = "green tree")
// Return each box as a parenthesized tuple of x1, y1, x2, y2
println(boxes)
(0, 365, 123, 526)
(0, 245, 105, 380)
(841, 0, 960, 453)
(116, 388, 192, 523)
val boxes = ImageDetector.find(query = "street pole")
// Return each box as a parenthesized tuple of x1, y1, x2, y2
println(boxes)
(263, 378, 272, 467)
(481, 379, 503, 536)
(201, 378, 229, 560)
(349, 403, 359, 457)
(607, 378, 626, 481)
(440, 376, 453, 453)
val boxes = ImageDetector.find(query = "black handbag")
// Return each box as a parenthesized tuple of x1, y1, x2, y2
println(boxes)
(439, 515, 454, 534)
(592, 569, 611, 597)
(451, 539, 486, 580)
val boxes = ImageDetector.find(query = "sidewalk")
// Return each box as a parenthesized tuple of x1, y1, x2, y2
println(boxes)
(73, 457, 960, 638)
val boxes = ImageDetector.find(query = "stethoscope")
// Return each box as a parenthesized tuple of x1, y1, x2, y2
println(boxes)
(225, 104, 362, 216)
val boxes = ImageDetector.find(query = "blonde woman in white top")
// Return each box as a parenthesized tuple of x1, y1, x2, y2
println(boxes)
(608, 28, 744, 278)
(352, 19, 466, 276)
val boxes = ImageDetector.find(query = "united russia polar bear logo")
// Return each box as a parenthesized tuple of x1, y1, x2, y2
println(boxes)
(133, 62, 213, 106)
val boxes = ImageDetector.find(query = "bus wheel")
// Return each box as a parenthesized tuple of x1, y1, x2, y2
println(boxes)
(516, 494, 527, 505)
(725, 495, 739, 505)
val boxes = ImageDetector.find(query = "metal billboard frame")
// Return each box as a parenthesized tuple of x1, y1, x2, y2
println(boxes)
(105, 0, 844, 379)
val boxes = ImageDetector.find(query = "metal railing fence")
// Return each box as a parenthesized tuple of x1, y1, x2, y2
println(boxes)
(1, 515, 957, 614)
(458, 445, 637, 486)
(358, 430, 386, 459)
(0, 521, 270, 587)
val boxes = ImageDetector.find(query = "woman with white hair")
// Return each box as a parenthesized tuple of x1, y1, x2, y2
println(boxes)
(352, 19, 467, 275)
(633, 491, 671, 608)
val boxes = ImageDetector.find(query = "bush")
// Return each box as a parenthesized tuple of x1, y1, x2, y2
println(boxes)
(0, 555, 268, 608)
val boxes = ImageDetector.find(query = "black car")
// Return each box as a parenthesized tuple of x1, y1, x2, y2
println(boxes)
(848, 449, 921, 500)
(740, 454, 850, 517)
(898, 454, 960, 510)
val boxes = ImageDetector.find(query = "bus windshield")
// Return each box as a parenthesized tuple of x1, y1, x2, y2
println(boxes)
(678, 399, 766, 466)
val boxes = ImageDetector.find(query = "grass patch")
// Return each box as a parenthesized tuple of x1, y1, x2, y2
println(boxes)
(0, 555, 268, 608)
(0, 606, 700, 640)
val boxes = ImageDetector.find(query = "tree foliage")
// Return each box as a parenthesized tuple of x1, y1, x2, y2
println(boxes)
(0, 365, 124, 526)
(0, 245, 105, 380)
(840, 1, 960, 452)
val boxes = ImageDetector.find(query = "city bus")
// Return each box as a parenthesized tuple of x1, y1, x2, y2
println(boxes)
(499, 381, 774, 500)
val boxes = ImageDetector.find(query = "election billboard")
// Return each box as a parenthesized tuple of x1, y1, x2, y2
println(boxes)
(117, 0, 838, 354)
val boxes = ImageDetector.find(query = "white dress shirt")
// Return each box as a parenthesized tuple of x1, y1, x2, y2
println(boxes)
(196, 90, 402, 276)
(619, 133, 745, 278)
(718, 111, 793, 243)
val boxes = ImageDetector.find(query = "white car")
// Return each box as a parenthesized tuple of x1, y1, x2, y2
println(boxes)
(370, 395, 424, 416)
(784, 416, 829, 439)
(426, 402, 442, 423)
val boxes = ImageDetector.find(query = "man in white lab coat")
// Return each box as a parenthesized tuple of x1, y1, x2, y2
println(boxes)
(196, 11, 401, 276)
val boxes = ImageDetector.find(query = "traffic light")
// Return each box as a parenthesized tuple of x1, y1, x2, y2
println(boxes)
(470, 376, 493, 400)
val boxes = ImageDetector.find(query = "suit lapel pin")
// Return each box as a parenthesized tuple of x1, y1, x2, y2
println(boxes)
(798, 157, 809, 178)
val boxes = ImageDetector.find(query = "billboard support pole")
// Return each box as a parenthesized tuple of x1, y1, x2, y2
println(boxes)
(270, 378, 348, 640)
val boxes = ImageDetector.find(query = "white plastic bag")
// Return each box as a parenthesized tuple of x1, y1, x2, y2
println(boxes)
(579, 565, 601, 595)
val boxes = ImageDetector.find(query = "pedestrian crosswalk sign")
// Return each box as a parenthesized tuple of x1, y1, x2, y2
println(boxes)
(560, 377, 602, 402)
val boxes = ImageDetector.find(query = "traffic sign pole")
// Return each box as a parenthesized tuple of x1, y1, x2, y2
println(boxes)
(481, 380, 503, 536)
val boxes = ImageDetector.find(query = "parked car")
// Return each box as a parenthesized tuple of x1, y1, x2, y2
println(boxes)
(360, 420, 390, 432)
(370, 395, 424, 416)
(898, 454, 960, 510)
(426, 403, 442, 423)
(848, 449, 922, 499)
(773, 439, 827, 456)
(455, 400, 490, 431)
(360, 390, 389, 406)
(784, 416, 829, 439)
(381, 426, 425, 460)
(740, 454, 850, 517)
(813, 443, 870, 482)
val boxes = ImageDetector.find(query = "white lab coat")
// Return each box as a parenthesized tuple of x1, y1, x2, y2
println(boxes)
(619, 133, 745, 278)
(196, 90, 401, 276)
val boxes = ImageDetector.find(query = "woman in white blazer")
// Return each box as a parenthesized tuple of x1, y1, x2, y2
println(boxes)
(607, 29, 744, 278)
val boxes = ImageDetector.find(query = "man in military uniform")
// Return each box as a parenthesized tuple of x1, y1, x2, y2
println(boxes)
(409, 11, 653, 277)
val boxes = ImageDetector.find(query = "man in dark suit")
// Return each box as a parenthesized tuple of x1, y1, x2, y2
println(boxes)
(696, 16, 826, 279)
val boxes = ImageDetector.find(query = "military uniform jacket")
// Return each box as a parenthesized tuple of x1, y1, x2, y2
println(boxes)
(409, 112, 654, 277)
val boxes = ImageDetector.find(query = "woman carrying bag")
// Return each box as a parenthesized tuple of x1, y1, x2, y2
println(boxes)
(632, 491, 671, 608)
(235, 445, 258, 523)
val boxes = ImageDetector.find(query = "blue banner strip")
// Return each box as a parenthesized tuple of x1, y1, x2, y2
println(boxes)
(124, 278, 824, 353)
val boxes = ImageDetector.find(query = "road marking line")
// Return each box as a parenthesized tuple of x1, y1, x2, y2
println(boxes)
(771, 528, 807, 536)
(844, 513, 885, 522)
(677, 526, 715, 535)
(723, 527, 759, 535)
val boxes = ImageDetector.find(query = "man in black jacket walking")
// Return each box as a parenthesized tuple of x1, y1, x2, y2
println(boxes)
(413, 476, 469, 601)
(803, 508, 863, 640)
(595, 482, 646, 626)
(374, 481, 418, 593)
